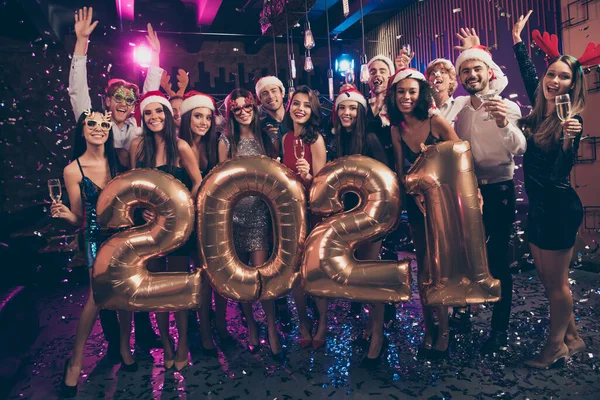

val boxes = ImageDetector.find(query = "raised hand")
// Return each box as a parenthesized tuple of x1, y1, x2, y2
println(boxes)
(454, 28, 481, 52)
(513, 10, 533, 44)
(74, 7, 99, 40)
(146, 23, 161, 54)
(395, 49, 414, 70)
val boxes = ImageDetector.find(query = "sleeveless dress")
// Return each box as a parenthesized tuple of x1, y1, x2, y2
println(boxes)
(218, 133, 276, 253)
(76, 158, 109, 268)
(400, 119, 443, 227)
(514, 41, 584, 250)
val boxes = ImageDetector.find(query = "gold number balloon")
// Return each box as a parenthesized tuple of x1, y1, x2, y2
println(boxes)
(404, 141, 501, 306)
(302, 155, 412, 302)
(196, 156, 307, 302)
(92, 169, 201, 311)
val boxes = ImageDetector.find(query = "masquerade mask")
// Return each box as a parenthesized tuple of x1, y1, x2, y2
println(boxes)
(112, 87, 137, 106)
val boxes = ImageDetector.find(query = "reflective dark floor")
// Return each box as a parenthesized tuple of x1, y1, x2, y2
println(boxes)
(6, 257, 600, 400)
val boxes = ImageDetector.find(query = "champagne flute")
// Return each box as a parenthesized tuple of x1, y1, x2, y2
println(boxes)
(401, 44, 411, 56)
(293, 138, 305, 160)
(48, 178, 62, 217)
(476, 90, 498, 121)
(556, 94, 574, 139)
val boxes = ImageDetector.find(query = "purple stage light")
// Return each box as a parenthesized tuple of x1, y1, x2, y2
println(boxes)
(133, 45, 152, 68)
(116, 0, 135, 21)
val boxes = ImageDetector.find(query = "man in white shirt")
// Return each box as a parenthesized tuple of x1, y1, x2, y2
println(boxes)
(68, 7, 163, 167)
(68, 7, 162, 355)
(454, 46, 526, 355)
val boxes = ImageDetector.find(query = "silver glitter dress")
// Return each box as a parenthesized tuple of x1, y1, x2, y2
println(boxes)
(218, 134, 273, 253)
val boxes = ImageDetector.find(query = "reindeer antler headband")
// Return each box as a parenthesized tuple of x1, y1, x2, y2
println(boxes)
(532, 30, 600, 67)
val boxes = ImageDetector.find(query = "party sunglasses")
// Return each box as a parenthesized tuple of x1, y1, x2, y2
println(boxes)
(86, 120, 112, 130)
(231, 104, 253, 116)
(112, 94, 137, 106)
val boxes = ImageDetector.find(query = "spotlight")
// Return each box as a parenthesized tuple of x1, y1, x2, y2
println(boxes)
(133, 45, 151, 68)
(335, 54, 354, 77)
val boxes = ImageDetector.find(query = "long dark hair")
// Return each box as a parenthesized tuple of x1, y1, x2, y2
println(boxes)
(334, 103, 368, 156)
(225, 88, 276, 158)
(135, 105, 179, 172)
(286, 85, 322, 145)
(73, 109, 120, 178)
(385, 79, 433, 126)
(518, 56, 586, 151)
(179, 108, 218, 171)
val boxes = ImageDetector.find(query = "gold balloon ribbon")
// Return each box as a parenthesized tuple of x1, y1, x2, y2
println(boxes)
(302, 155, 412, 302)
(196, 156, 307, 301)
(405, 141, 501, 306)
(92, 169, 201, 311)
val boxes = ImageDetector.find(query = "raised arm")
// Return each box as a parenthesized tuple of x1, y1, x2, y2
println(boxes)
(142, 23, 163, 94)
(512, 11, 539, 104)
(69, 7, 98, 120)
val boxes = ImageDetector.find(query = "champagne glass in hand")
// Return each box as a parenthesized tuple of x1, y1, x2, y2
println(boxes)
(477, 90, 498, 121)
(556, 94, 574, 139)
(293, 138, 305, 160)
(48, 179, 62, 217)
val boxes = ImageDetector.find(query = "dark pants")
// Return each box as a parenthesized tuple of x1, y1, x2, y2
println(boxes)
(480, 180, 516, 333)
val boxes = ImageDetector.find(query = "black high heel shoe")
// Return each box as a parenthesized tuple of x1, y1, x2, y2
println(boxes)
(359, 337, 388, 368)
(60, 358, 78, 398)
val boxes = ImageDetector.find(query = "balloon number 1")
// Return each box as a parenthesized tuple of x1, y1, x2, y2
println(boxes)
(405, 141, 501, 306)
(92, 169, 201, 311)
(302, 155, 412, 303)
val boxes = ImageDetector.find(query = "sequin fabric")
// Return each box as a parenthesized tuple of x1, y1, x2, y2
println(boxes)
(218, 134, 271, 253)
(78, 172, 104, 269)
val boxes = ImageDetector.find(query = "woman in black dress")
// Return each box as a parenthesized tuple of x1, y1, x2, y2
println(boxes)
(513, 11, 589, 368)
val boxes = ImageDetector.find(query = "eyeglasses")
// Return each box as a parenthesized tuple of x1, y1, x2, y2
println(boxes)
(112, 94, 137, 106)
(86, 120, 111, 130)
(231, 104, 253, 116)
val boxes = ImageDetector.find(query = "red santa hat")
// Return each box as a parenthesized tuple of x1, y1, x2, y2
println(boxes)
(455, 45, 495, 74)
(389, 67, 427, 86)
(134, 90, 173, 126)
(335, 87, 367, 110)
(180, 90, 223, 125)
(255, 76, 285, 100)
(367, 55, 396, 75)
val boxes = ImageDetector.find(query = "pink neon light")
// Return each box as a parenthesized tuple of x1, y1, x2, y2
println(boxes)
(116, 0, 135, 21)
(182, 0, 223, 26)
(133, 45, 151, 68)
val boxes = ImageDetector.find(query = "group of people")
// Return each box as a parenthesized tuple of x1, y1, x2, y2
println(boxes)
(50, 7, 593, 397)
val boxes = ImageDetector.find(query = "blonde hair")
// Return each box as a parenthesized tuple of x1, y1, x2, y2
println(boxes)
(426, 59, 457, 97)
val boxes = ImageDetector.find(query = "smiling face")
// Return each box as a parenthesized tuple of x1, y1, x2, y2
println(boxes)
(337, 101, 359, 130)
(459, 60, 492, 95)
(231, 97, 254, 126)
(143, 103, 166, 132)
(543, 60, 573, 102)
(395, 78, 420, 114)
(190, 107, 213, 137)
(83, 112, 111, 146)
(259, 84, 284, 112)
(106, 86, 137, 124)
(368, 60, 392, 95)
(170, 98, 183, 128)
(428, 64, 450, 95)
(290, 93, 312, 125)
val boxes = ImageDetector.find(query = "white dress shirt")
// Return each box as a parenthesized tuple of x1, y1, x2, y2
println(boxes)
(454, 97, 526, 184)
(68, 55, 163, 150)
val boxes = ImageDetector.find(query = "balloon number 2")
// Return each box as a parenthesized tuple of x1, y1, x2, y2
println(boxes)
(93, 169, 201, 311)
(302, 155, 412, 303)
